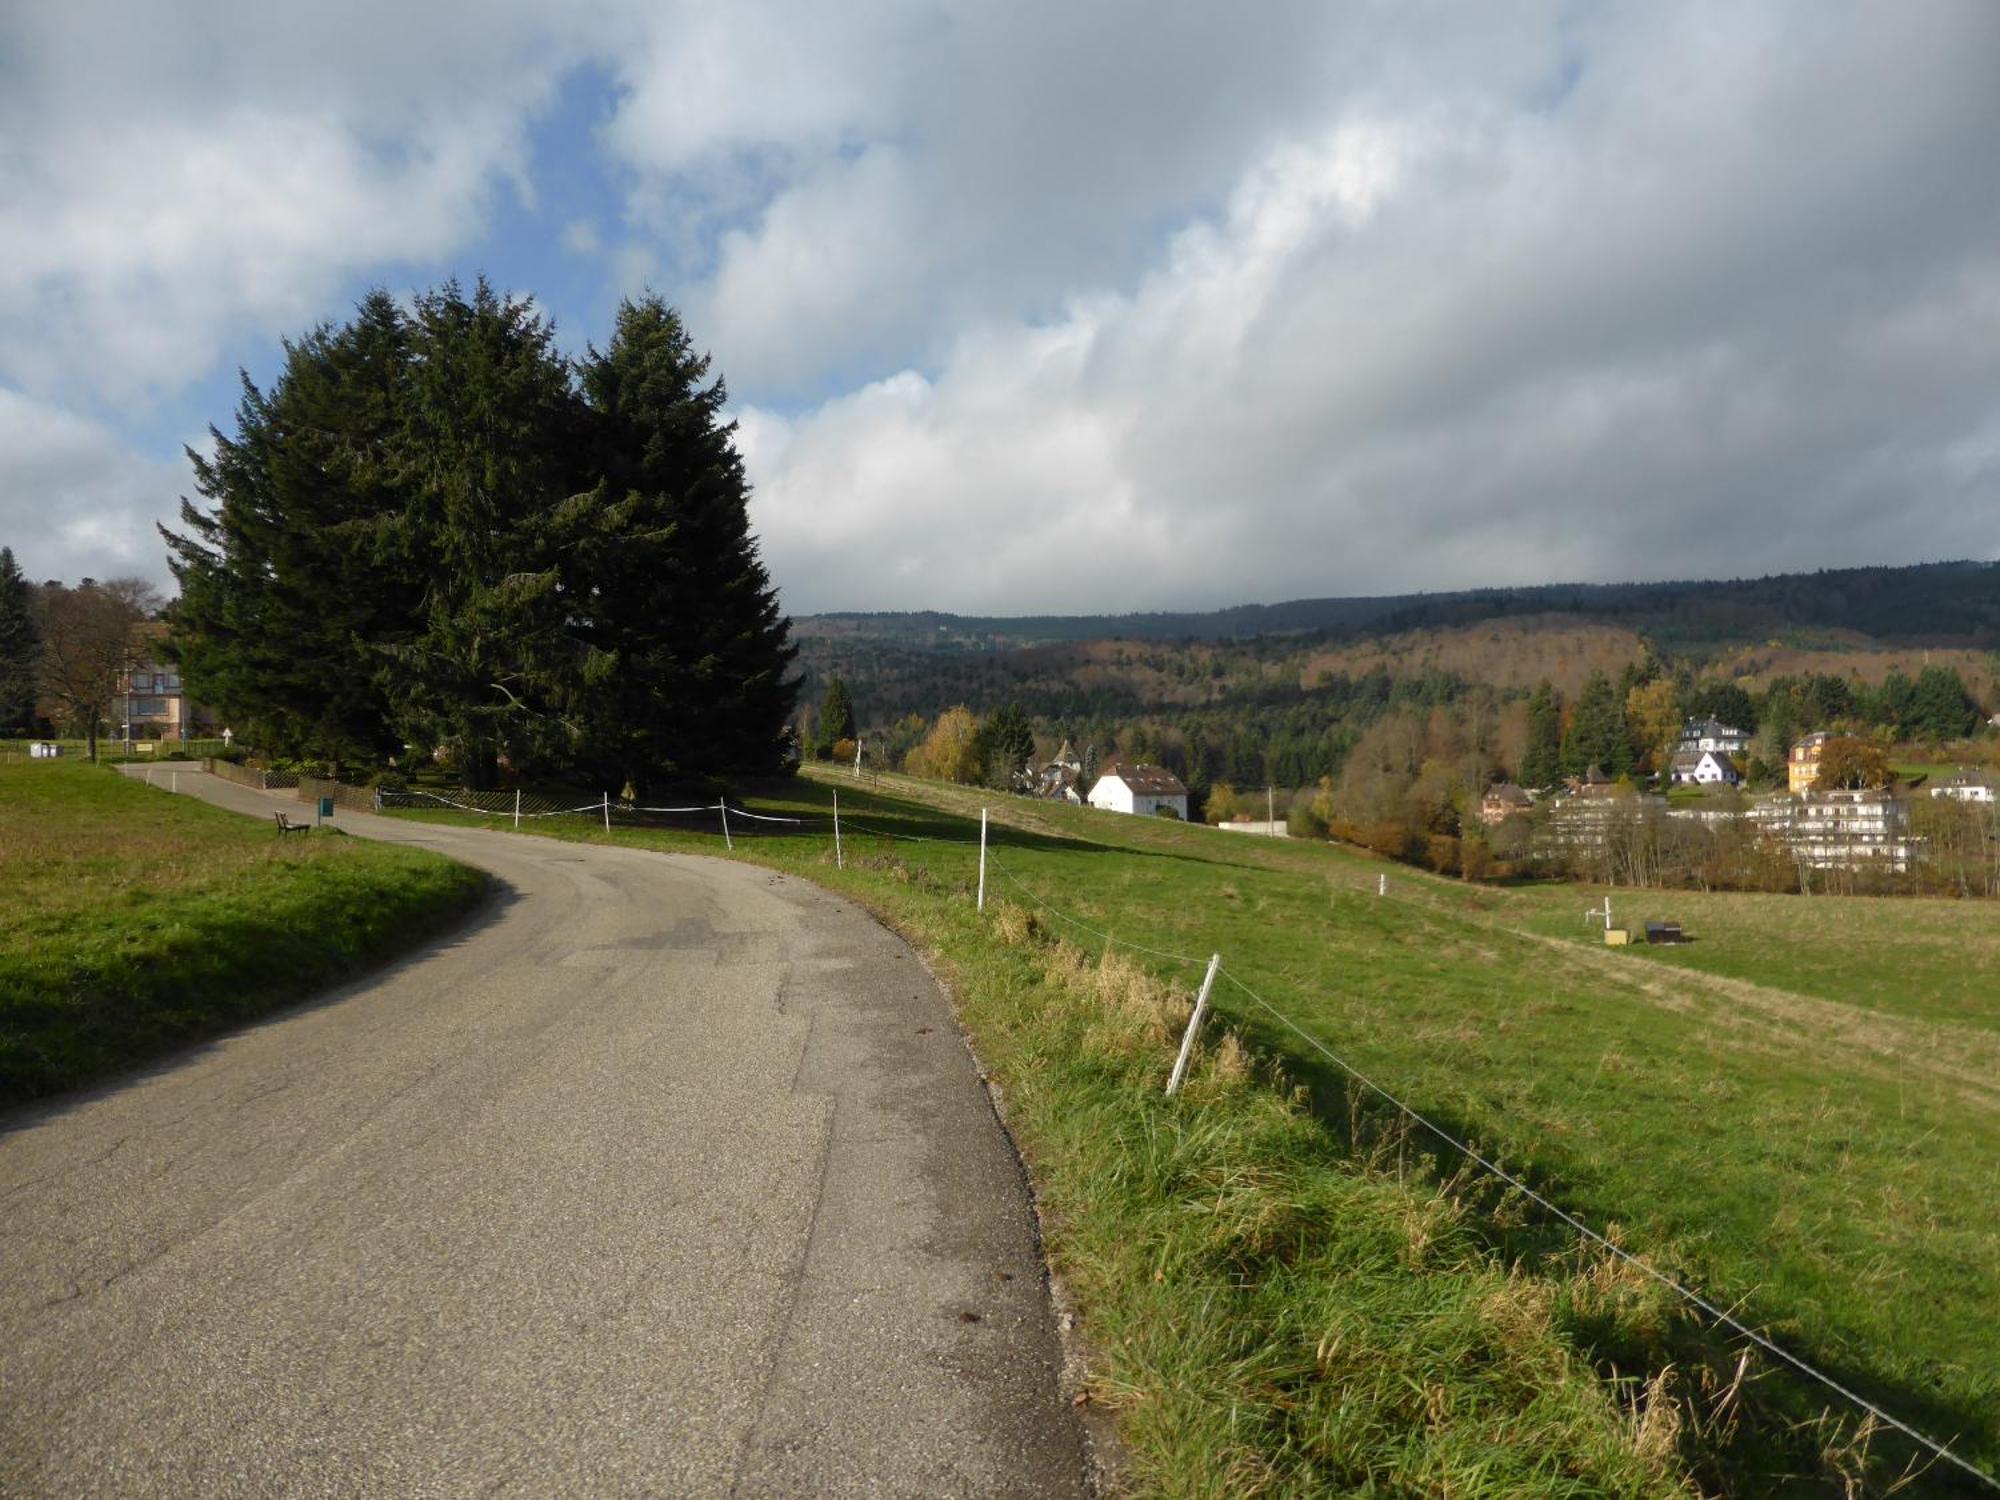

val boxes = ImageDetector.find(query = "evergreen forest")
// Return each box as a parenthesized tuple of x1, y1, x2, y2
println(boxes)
(162, 282, 796, 791)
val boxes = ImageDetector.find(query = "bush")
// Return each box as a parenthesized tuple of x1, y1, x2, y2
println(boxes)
(1425, 833, 1461, 875)
(1286, 789, 1329, 840)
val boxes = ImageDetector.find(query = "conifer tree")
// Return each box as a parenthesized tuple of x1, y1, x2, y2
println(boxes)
(0, 547, 38, 731)
(164, 282, 797, 790)
(1908, 665, 1979, 742)
(567, 294, 798, 789)
(165, 293, 416, 769)
(814, 676, 855, 757)
(1519, 681, 1562, 787)
(386, 280, 580, 788)
(1560, 671, 1632, 777)
(976, 701, 1035, 787)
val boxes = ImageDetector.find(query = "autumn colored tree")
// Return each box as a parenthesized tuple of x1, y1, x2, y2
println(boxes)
(1812, 736, 1892, 791)
(906, 705, 982, 783)
(1624, 678, 1682, 776)
(35, 578, 160, 760)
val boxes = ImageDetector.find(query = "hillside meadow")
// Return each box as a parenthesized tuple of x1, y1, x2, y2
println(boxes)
(0, 761, 487, 1104)
(389, 768, 1999, 1495)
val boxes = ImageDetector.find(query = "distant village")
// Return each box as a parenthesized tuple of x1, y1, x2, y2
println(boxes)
(1027, 712, 1999, 888)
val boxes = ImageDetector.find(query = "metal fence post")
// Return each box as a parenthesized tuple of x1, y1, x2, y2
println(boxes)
(833, 789, 844, 870)
(720, 800, 733, 851)
(602, 792, 610, 833)
(1167, 954, 1224, 1096)
(514, 788, 521, 831)
(977, 807, 988, 911)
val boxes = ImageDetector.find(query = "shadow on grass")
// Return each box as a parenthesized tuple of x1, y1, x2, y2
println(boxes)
(0, 879, 515, 1132)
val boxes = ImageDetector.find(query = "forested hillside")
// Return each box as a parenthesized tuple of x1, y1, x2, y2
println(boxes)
(795, 561, 2000, 857)
(799, 560, 2000, 651)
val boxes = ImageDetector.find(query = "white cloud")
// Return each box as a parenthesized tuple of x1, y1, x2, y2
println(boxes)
(3, 0, 1997, 612)
(738, 7, 2000, 612)
(0, 390, 187, 587)
(0, 1, 575, 407)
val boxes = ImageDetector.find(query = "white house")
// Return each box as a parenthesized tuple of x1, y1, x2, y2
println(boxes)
(1931, 768, 1997, 803)
(1087, 761, 1189, 819)
(1670, 748, 1740, 786)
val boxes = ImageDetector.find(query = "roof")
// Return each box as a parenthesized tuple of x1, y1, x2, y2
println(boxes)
(1941, 767, 1997, 787)
(1098, 760, 1188, 797)
(1484, 783, 1531, 806)
(1674, 748, 1734, 769)
(1679, 716, 1747, 742)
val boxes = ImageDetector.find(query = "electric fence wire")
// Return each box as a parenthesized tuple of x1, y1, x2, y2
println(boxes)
(1211, 965, 1999, 1494)
(837, 816, 980, 846)
(984, 848, 1212, 970)
(398, 790, 606, 819)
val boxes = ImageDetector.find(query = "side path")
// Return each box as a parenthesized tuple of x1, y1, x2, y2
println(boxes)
(0, 767, 1087, 1498)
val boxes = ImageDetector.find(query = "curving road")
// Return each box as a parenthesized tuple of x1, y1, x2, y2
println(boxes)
(0, 768, 1087, 1497)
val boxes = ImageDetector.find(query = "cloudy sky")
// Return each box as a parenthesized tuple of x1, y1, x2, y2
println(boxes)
(3, 3, 1997, 615)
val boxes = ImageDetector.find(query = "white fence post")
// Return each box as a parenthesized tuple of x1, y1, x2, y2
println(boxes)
(719, 800, 733, 851)
(833, 789, 844, 870)
(977, 807, 988, 912)
(1378, 872, 1386, 897)
(602, 792, 610, 833)
(1167, 954, 1224, 1096)
(514, 788, 521, 831)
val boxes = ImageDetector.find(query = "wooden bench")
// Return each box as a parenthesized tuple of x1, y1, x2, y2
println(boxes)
(274, 811, 311, 836)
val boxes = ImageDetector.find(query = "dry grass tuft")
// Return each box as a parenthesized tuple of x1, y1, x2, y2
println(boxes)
(1631, 1365, 1685, 1465)
(1090, 949, 1187, 1047)
(991, 901, 1040, 947)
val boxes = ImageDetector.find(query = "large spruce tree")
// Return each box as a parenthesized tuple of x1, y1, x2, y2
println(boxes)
(1519, 681, 1562, 788)
(0, 547, 38, 731)
(163, 283, 797, 789)
(567, 295, 796, 788)
(1560, 670, 1633, 777)
(167, 293, 416, 769)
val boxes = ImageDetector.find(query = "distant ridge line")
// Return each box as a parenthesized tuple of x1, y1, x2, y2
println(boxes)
(796, 559, 2000, 648)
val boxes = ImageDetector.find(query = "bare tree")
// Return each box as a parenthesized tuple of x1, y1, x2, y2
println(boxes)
(35, 577, 161, 761)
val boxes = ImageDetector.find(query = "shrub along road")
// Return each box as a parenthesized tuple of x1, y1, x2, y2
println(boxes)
(0, 768, 1086, 1496)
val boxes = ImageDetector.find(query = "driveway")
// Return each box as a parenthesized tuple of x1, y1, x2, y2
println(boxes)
(0, 768, 1087, 1497)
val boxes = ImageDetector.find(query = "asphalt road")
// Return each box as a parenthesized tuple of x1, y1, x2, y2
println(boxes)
(0, 768, 1088, 1497)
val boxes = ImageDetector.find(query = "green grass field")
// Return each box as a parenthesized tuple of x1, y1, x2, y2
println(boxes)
(387, 768, 2000, 1495)
(0, 761, 487, 1105)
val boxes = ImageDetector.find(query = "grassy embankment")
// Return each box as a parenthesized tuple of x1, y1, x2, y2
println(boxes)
(0, 761, 487, 1105)
(387, 769, 1999, 1496)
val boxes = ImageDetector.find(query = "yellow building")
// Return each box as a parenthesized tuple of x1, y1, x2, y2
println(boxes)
(1787, 730, 1830, 794)
(115, 624, 214, 741)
